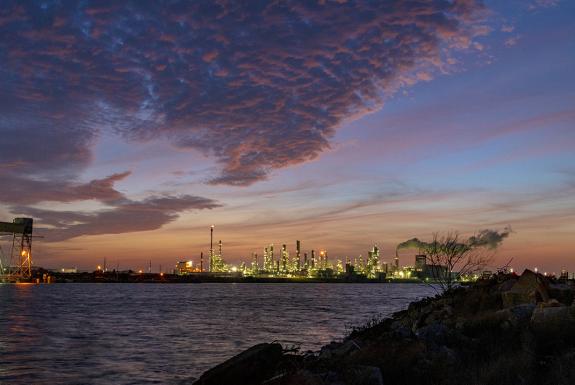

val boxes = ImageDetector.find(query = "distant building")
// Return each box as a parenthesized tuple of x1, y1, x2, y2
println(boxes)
(365, 245, 380, 279)
(420, 264, 448, 280)
(60, 268, 78, 273)
(382, 261, 389, 274)
(176, 261, 198, 275)
(414, 255, 426, 272)
(481, 270, 493, 279)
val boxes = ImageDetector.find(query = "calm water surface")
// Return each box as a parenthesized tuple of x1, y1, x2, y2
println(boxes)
(0, 283, 433, 384)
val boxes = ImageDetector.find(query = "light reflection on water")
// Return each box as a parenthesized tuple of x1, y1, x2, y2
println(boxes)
(0, 283, 433, 384)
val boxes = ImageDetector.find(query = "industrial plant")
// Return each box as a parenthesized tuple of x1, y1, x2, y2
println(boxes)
(172, 226, 477, 282)
(2, 221, 570, 284)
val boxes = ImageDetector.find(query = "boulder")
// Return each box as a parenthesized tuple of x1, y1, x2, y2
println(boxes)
(501, 270, 549, 308)
(320, 339, 361, 360)
(537, 299, 562, 308)
(508, 303, 536, 324)
(530, 305, 575, 335)
(194, 343, 284, 385)
(492, 304, 535, 328)
(343, 365, 383, 385)
(262, 370, 324, 385)
(415, 322, 451, 347)
(548, 283, 574, 305)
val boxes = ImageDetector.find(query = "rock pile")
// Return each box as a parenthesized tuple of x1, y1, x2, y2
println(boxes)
(194, 270, 575, 385)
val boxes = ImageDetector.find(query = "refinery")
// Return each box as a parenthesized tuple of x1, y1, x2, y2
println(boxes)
(1, 220, 572, 284)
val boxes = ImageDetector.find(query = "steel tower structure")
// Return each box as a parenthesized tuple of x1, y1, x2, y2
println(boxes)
(0, 218, 33, 279)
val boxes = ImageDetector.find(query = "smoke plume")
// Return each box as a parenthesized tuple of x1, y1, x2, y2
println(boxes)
(468, 226, 512, 249)
(396, 227, 513, 255)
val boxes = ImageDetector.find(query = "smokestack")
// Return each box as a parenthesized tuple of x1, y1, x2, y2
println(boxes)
(210, 225, 214, 272)
(200, 252, 203, 272)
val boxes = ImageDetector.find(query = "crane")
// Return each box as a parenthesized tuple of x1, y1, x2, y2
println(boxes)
(0, 218, 33, 279)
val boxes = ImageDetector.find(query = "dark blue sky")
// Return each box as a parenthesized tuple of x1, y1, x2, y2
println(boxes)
(0, 0, 573, 272)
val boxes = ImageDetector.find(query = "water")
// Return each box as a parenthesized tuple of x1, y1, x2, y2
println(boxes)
(0, 283, 433, 384)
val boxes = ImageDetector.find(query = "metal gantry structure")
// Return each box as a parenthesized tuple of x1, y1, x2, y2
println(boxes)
(0, 218, 34, 280)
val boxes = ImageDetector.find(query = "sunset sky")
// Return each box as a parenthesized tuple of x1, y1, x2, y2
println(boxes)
(1, 0, 573, 273)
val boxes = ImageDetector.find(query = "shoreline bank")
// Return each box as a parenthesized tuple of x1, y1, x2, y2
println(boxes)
(194, 270, 575, 385)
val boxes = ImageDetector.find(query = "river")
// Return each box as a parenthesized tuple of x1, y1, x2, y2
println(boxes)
(0, 283, 433, 384)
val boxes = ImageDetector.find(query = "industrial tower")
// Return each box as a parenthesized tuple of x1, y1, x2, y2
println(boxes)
(0, 218, 34, 279)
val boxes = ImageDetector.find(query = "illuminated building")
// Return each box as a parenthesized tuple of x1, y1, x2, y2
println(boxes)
(365, 245, 380, 279)
(358, 255, 365, 273)
(263, 247, 271, 272)
(296, 240, 301, 268)
(336, 260, 344, 274)
(176, 260, 200, 275)
(311, 250, 316, 269)
(270, 244, 275, 272)
(281, 244, 289, 274)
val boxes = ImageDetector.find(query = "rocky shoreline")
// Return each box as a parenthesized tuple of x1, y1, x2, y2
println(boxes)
(193, 270, 575, 385)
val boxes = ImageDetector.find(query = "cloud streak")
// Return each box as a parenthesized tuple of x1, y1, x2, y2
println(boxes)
(14, 195, 222, 242)
(0, 172, 131, 205)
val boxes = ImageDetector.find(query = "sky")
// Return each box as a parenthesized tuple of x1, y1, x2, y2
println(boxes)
(0, 0, 574, 273)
